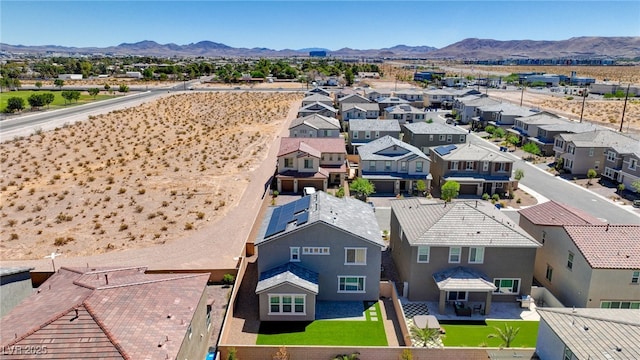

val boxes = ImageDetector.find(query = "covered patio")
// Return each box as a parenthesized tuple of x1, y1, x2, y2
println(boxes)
(432, 266, 497, 316)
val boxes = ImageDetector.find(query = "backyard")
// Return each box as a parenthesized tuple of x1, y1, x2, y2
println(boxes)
(440, 320, 539, 348)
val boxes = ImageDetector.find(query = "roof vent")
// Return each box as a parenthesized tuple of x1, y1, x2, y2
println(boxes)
(583, 325, 589, 331)
(606, 224, 610, 231)
(616, 346, 622, 352)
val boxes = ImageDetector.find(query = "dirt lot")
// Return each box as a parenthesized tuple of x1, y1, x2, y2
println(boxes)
(0, 92, 302, 260)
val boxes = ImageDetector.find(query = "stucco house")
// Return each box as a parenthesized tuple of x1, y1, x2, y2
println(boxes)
(362, 88, 392, 102)
(0, 267, 212, 360)
(474, 102, 534, 129)
(297, 101, 339, 118)
(390, 199, 540, 314)
(601, 138, 640, 192)
(429, 143, 516, 196)
(357, 135, 432, 194)
(518, 201, 640, 309)
(452, 95, 500, 125)
(276, 137, 347, 193)
(349, 119, 401, 151)
(394, 89, 424, 108)
(536, 308, 640, 360)
(383, 104, 426, 124)
(423, 89, 455, 109)
(402, 122, 468, 154)
(301, 93, 334, 107)
(341, 102, 380, 123)
(289, 114, 341, 138)
(0, 267, 33, 318)
(375, 96, 410, 113)
(254, 191, 384, 321)
(305, 87, 331, 97)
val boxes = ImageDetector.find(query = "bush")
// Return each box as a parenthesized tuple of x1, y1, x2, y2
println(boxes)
(482, 193, 490, 200)
(222, 273, 235, 285)
(492, 193, 500, 201)
(516, 198, 522, 204)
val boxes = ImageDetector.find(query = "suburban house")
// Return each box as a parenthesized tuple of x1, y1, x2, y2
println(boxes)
(289, 114, 341, 138)
(357, 135, 432, 194)
(275, 137, 347, 193)
(254, 191, 384, 321)
(536, 308, 640, 360)
(0, 267, 33, 318)
(335, 88, 360, 100)
(394, 89, 424, 108)
(349, 119, 401, 151)
(402, 122, 468, 153)
(297, 101, 339, 118)
(390, 199, 540, 314)
(304, 87, 331, 97)
(423, 89, 455, 109)
(518, 201, 640, 309)
(429, 143, 516, 196)
(0, 267, 212, 360)
(341, 102, 381, 123)
(336, 93, 370, 107)
(301, 93, 334, 107)
(362, 88, 392, 101)
(382, 104, 426, 124)
(601, 138, 640, 192)
(375, 96, 410, 113)
(553, 130, 638, 175)
(453, 95, 501, 125)
(474, 102, 534, 129)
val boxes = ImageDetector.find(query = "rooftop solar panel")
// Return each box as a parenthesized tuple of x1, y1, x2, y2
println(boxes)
(296, 211, 309, 225)
(434, 144, 457, 156)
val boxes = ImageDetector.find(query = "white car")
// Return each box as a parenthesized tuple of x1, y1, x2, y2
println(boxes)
(303, 187, 316, 196)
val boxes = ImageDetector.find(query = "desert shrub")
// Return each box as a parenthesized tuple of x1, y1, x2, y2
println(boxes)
(119, 223, 128, 231)
(492, 193, 500, 201)
(54, 237, 74, 246)
(222, 273, 236, 285)
(184, 222, 194, 230)
(482, 193, 490, 200)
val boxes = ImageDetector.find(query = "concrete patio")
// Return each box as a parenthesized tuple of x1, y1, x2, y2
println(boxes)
(400, 298, 540, 323)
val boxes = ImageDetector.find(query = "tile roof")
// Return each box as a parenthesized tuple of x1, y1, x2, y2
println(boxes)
(298, 101, 338, 112)
(429, 142, 512, 162)
(558, 129, 638, 148)
(0, 267, 209, 359)
(563, 225, 640, 269)
(518, 200, 604, 226)
(384, 104, 424, 114)
(403, 121, 468, 135)
(337, 93, 370, 104)
(255, 262, 319, 294)
(432, 266, 497, 292)
(457, 95, 500, 107)
(376, 97, 410, 104)
(277, 137, 346, 157)
(478, 102, 534, 117)
(537, 308, 640, 359)
(349, 119, 401, 132)
(289, 114, 340, 130)
(256, 191, 383, 248)
(391, 199, 540, 248)
(358, 136, 429, 162)
(342, 102, 380, 112)
(302, 93, 333, 103)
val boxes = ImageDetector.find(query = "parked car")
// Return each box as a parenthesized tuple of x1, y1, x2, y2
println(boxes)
(633, 199, 640, 208)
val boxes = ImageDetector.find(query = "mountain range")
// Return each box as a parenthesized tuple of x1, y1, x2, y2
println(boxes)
(1, 37, 638, 59)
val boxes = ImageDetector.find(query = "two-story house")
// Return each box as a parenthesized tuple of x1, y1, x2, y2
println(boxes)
(301, 93, 334, 107)
(423, 89, 455, 109)
(362, 88, 392, 102)
(453, 95, 500, 125)
(602, 140, 640, 192)
(255, 191, 384, 321)
(474, 102, 534, 129)
(276, 138, 347, 193)
(289, 114, 341, 138)
(305, 87, 331, 97)
(341, 103, 380, 124)
(297, 101, 339, 118)
(429, 143, 515, 196)
(394, 89, 424, 108)
(349, 119, 401, 152)
(375, 97, 410, 113)
(509, 112, 581, 156)
(382, 104, 426, 124)
(357, 135, 431, 194)
(390, 199, 540, 314)
(553, 130, 638, 176)
(519, 201, 640, 309)
(402, 122, 468, 154)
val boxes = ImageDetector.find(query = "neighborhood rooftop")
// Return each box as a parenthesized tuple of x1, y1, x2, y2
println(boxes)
(403, 121, 468, 135)
(277, 137, 346, 157)
(289, 113, 340, 130)
(349, 119, 401, 132)
(563, 225, 640, 269)
(557, 129, 639, 148)
(518, 200, 604, 226)
(357, 136, 428, 161)
(431, 142, 512, 162)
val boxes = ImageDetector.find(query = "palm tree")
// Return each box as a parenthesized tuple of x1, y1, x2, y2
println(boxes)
(410, 325, 443, 347)
(487, 323, 520, 348)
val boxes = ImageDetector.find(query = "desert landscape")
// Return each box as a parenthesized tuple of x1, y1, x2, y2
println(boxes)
(0, 91, 302, 260)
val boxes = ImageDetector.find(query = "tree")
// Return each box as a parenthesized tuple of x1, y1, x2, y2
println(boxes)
(587, 168, 597, 185)
(493, 127, 506, 139)
(441, 180, 460, 202)
(118, 84, 129, 93)
(35, 81, 43, 90)
(350, 177, 375, 200)
(0, 77, 21, 91)
(416, 179, 427, 196)
(104, 83, 110, 92)
(54, 79, 64, 90)
(410, 325, 443, 347)
(27, 93, 47, 110)
(506, 135, 519, 150)
(42, 92, 55, 108)
(514, 168, 525, 181)
(5, 97, 25, 113)
(522, 142, 541, 159)
(631, 180, 640, 193)
(488, 323, 520, 348)
(344, 67, 354, 86)
(88, 87, 100, 99)
(554, 157, 564, 172)
(61, 90, 74, 104)
(484, 125, 496, 134)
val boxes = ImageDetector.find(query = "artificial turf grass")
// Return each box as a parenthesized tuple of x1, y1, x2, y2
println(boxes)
(256, 301, 387, 346)
(440, 320, 539, 348)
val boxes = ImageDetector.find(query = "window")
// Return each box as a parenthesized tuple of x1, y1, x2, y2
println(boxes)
(447, 135, 453, 143)
(290, 247, 300, 262)
(416, 161, 423, 173)
(302, 247, 330, 255)
(483, 161, 489, 172)
(451, 161, 459, 171)
(384, 161, 391, 171)
(417, 246, 430, 263)
(493, 278, 520, 294)
(323, 130, 329, 137)
(630, 158, 638, 170)
(448, 247, 461, 263)
(304, 159, 313, 169)
(565, 158, 573, 169)
(447, 291, 467, 301)
(369, 161, 376, 171)
(567, 252, 574, 270)
(338, 276, 365, 292)
(567, 144, 575, 155)
(466, 161, 474, 170)
(269, 294, 306, 314)
(563, 347, 573, 360)
(429, 134, 434, 142)
(632, 271, 640, 284)
(545, 265, 553, 282)
(345, 248, 367, 265)
(439, 135, 446, 141)
(352, 131, 358, 139)
(365, 131, 371, 139)
(495, 163, 507, 172)
(375, 131, 380, 138)
(400, 161, 407, 171)
(601, 301, 640, 309)
(606, 151, 616, 162)
(459, 135, 466, 142)
(468, 247, 484, 264)
(588, 147, 594, 157)
(329, 154, 333, 161)
(496, 182, 503, 188)
(284, 158, 294, 168)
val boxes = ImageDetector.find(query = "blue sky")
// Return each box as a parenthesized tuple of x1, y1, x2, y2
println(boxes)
(2, 1, 639, 50)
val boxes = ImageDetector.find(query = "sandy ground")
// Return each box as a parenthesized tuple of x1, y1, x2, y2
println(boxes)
(0, 91, 302, 261)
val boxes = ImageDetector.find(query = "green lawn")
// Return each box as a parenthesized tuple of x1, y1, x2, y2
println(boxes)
(256, 302, 387, 346)
(441, 320, 539, 348)
(0, 90, 112, 112)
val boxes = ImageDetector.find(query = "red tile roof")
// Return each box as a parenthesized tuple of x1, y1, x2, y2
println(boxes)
(277, 137, 346, 157)
(1, 266, 209, 359)
(564, 225, 640, 269)
(518, 200, 604, 226)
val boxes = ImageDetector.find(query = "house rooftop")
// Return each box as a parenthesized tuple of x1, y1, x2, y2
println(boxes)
(289, 114, 340, 130)
(302, 93, 333, 103)
(564, 225, 640, 269)
(391, 199, 540, 248)
(478, 102, 534, 117)
(0, 266, 209, 359)
(518, 200, 604, 226)
(557, 129, 638, 148)
(358, 135, 428, 162)
(376, 97, 410, 104)
(349, 119, 401, 132)
(256, 191, 383, 248)
(337, 93, 370, 103)
(277, 137, 346, 157)
(342, 102, 380, 112)
(537, 308, 640, 359)
(403, 121, 468, 135)
(430, 142, 512, 162)
(384, 104, 424, 114)
(0, 266, 34, 277)
(255, 262, 319, 294)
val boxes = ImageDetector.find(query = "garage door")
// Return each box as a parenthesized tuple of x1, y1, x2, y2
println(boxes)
(459, 184, 477, 195)
(297, 179, 324, 193)
(373, 181, 395, 194)
(280, 179, 294, 193)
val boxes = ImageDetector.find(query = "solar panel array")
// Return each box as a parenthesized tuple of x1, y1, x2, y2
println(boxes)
(265, 196, 311, 238)
(433, 144, 457, 156)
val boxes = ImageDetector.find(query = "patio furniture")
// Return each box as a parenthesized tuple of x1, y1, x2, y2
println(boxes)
(473, 304, 483, 314)
(454, 302, 472, 317)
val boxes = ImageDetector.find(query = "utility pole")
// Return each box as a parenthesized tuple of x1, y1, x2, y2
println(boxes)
(520, 85, 524, 106)
(579, 88, 587, 123)
(619, 84, 630, 132)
